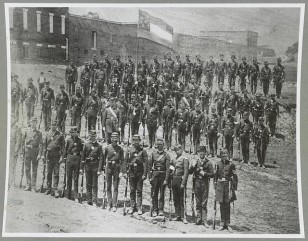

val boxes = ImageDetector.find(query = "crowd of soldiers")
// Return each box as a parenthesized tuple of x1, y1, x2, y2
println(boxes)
(9, 51, 285, 232)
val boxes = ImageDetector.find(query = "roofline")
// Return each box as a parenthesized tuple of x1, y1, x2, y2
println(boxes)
(69, 13, 138, 25)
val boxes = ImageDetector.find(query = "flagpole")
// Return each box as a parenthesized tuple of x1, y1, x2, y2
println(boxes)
(135, 8, 140, 82)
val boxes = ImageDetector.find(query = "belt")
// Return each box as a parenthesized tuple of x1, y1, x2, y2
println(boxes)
(153, 167, 165, 171)
(68, 153, 80, 157)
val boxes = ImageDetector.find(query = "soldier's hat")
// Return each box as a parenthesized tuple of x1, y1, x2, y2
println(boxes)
(242, 57, 246, 61)
(76, 86, 81, 91)
(93, 54, 97, 57)
(243, 111, 249, 117)
(111, 132, 119, 138)
(253, 58, 257, 62)
(91, 89, 97, 93)
(45, 80, 50, 85)
(277, 57, 282, 61)
(128, 55, 132, 58)
(158, 84, 163, 87)
(51, 120, 57, 125)
(264, 61, 269, 65)
(230, 86, 235, 91)
(84, 61, 89, 65)
(133, 134, 141, 140)
(131, 93, 136, 98)
(40, 71, 44, 75)
(156, 138, 164, 144)
(141, 55, 145, 59)
(89, 130, 97, 136)
(149, 96, 154, 100)
(220, 149, 229, 156)
(173, 144, 182, 151)
(30, 117, 38, 122)
(153, 55, 158, 59)
(176, 54, 180, 58)
(231, 54, 236, 59)
(271, 93, 276, 98)
(211, 106, 216, 112)
(258, 117, 264, 122)
(109, 97, 115, 101)
(256, 93, 261, 97)
(198, 146, 206, 153)
(27, 77, 33, 82)
(195, 101, 201, 107)
(99, 60, 104, 64)
(186, 54, 190, 58)
(70, 126, 78, 133)
(219, 53, 224, 57)
(60, 84, 65, 89)
(227, 107, 232, 111)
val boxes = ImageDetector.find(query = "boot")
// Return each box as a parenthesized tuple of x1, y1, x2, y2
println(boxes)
(23, 186, 31, 191)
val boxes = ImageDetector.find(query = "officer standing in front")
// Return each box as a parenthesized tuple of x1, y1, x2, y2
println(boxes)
(124, 134, 148, 215)
(253, 117, 270, 168)
(237, 111, 253, 163)
(22, 78, 38, 126)
(170, 144, 189, 224)
(40, 81, 55, 131)
(55, 84, 69, 132)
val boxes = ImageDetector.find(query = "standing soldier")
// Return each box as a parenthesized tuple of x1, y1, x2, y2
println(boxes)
(174, 55, 182, 82)
(216, 54, 227, 85)
(103, 54, 112, 87)
(138, 56, 149, 81)
(149, 55, 161, 82)
(238, 90, 252, 119)
(161, 52, 174, 83)
(272, 57, 285, 98)
(84, 89, 101, 132)
(21, 117, 43, 191)
(117, 93, 128, 143)
(251, 93, 264, 123)
(148, 138, 170, 216)
(37, 72, 47, 95)
(228, 55, 238, 89)
(144, 97, 160, 148)
(249, 59, 260, 94)
(112, 54, 125, 86)
(55, 84, 69, 132)
(11, 74, 22, 121)
(81, 130, 104, 206)
(189, 146, 214, 227)
(204, 55, 215, 89)
(170, 144, 189, 224)
(260, 61, 272, 97)
(161, 97, 176, 150)
(123, 134, 148, 215)
(22, 78, 38, 126)
(199, 84, 211, 114)
(65, 62, 78, 95)
(237, 111, 253, 163)
(40, 81, 55, 131)
(193, 54, 203, 85)
(90, 54, 99, 89)
(63, 127, 84, 201)
(95, 61, 106, 98)
(225, 86, 239, 117)
(156, 84, 166, 117)
(183, 55, 193, 84)
(70, 87, 84, 132)
(265, 94, 279, 136)
(124, 55, 135, 100)
(237, 57, 249, 92)
(43, 120, 65, 197)
(102, 98, 121, 144)
(221, 108, 237, 159)
(80, 62, 91, 96)
(190, 102, 205, 154)
(253, 117, 270, 168)
(207, 108, 219, 157)
(128, 94, 143, 136)
(175, 102, 190, 151)
(214, 149, 238, 231)
(100, 132, 124, 211)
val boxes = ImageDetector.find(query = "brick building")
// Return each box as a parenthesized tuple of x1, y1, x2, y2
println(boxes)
(68, 14, 173, 66)
(9, 7, 69, 64)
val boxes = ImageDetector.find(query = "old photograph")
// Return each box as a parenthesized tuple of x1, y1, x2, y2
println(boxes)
(3, 3, 305, 237)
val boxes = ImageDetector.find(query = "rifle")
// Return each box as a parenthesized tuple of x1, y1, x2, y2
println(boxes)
(238, 138, 241, 162)
(191, 176, 196, 223)
(221, 134, 224, 149)
(169, 176, 173, 221)
(61, 156, 67, 198)
(183, 186, 187, 221)
(62, 111, 67, 133)
(212, 164, 218, 230)
(19, 139, 26, 189)
(85, 113, 88, 139)
(78, 166, 84, 204)
(142, 123, 146, 147)
(101, 171, 107, 209)
(40, 136, 48, 193)
(38, 111, 43, 130)
(123, 144, 130, 216)
(189, 132, 192, 154)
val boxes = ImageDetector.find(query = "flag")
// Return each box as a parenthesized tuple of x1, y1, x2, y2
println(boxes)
(139, 10, 150, 31)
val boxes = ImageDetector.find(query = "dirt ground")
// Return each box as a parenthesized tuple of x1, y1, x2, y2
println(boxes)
(4, 63, 300, 235)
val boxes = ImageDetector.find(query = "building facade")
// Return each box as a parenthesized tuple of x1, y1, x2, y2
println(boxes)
(9, 7, 69, 64)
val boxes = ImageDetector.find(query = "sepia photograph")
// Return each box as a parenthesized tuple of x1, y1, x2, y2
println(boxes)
(2, 3, 305, 238)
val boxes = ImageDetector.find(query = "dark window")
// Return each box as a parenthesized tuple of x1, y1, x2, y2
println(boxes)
(23, 45, 29, 59)
(61, 48, 66, 60)
(100, 50, 104, 56)
(37, 47, 42, 59)
(49, 48, 55, 60)
(84, 49, 88, 55)
(74, 27, 79, 41)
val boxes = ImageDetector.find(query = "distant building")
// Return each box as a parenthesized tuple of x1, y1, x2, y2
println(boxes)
(257, 45, 277, 64)
(9, 7, 69, 64)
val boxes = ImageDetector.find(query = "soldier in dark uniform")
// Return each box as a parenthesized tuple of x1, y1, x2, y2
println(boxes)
(193, 54, 203, 85)
(156, 84, 166, 116)
(237, 111, 253, 163)
(90, 54, 99, 89)
(80, 62, 91, 96)
(228, 55, 238, 89)
(43, 120, 65, 197)
(207, 108, 219, 157)
(183, 55, 193, 84)
(237, 57, 249, 92)
(11, 74, 22, 121)
(137, 56, 149, 81)
(199, 84, 211, 114)
(174, 55, 182, 82)
(116, 93, 128, 143)
(102, 98, 121, 144)
(70, 87, 84, 132)
(238, 90, 251, 119)
(253, 117, 270, 168)
(204, 55, 215, 90)
(128, 94, 143, 136)
(272, 58, 285, 98)
(190, 102, 205, 154)
(162, 52, 175, 84)
(249, 59, 260, 94)
(109, 76, 119, 98)
(84, 89, 101, 131)
(94, 61, 106, 98)
(175, 101, 190, 151)
(21, 117, 43, 191)
(100, 132, 124, 211)
(65, 62, 78, 95)
(123, 134, 148, 215)
(148, 138, 170, 216)
(216, 54, 227, 85)
(22, 78, 38, 126)
(265, 94, 279, 136)
(189, 146, 214, 227)
(225, 86, 239, 117)
(214, 149, 238, 231)
(161, 97, 175, 150)
(63, 127, 84, 200)
(144, 97, 160, 148)
(112, 55, 125, 85)
(221, 108, 237, 159)
(40, 81, 55, 131)
(124, 55, 135, 101)
(170, 144, 189, 224)
(103, 54, 112, 87)
(37, 72, 47, 95)
(251, 93, 264, 123)
(81, 130, 103, 206)
(149, 55, 160, 82)
(260, 61, 272, 97)
(55, 84, 69, 132)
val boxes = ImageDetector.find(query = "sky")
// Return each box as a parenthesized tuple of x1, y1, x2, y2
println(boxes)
(70, 7, 301, 55)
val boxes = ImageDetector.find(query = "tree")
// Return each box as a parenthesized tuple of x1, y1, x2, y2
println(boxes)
(285, 42, 298, 62)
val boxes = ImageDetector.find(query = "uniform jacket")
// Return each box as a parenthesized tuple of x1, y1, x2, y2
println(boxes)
(124, 145, 148, 177)
(102, 106, 121, 133)
(22, 84, 38, 103)
(170, 154, 189, 187)
(189, 157, 214, 181)
(81, 140, 104, 170)
(221, 115, 237, 136)
(70, 93, 84, 113)
(100, 144, 124, 174)
(43, 130, 65, 156)
(22, 128, 43, 155)
(63, 136, 84, 159)
(144, 104, 160, 126)
(65, 65, 78, 83)
(41, 87, 55, 107)
(148, 149, 170, 182)
(55, 91, 69, 111)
